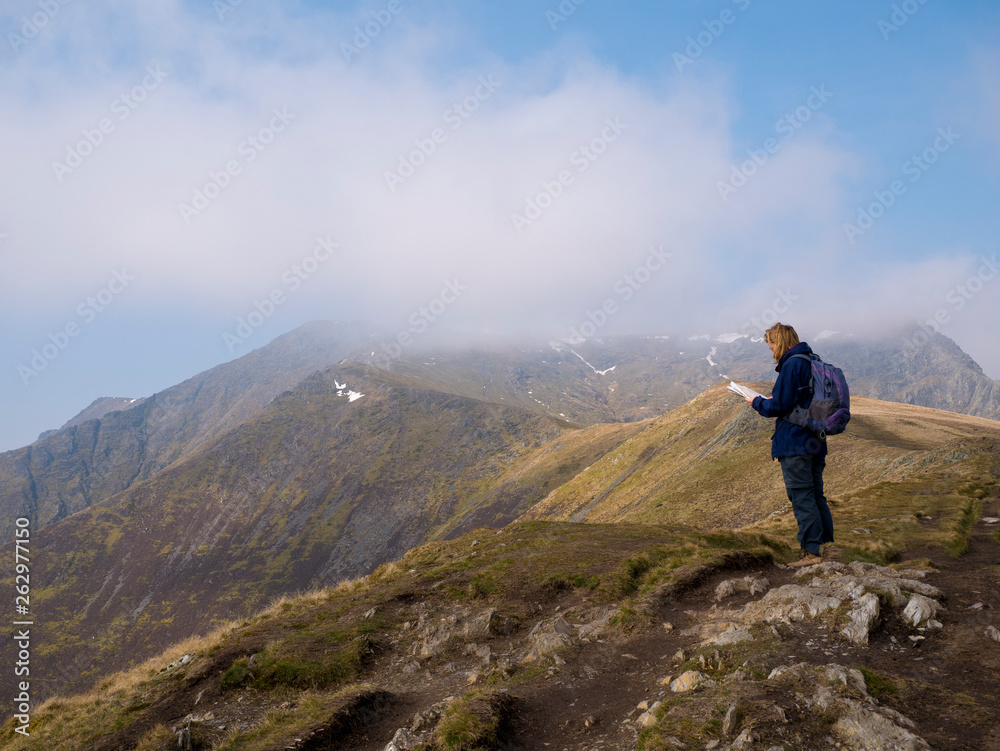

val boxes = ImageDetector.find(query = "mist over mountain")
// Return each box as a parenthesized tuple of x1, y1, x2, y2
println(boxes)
(3, 321, 999, 540)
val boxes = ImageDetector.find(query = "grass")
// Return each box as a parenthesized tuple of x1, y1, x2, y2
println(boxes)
(858, 666, 897, 701)
(213, 688, 379, 751)
(945, 499, 981, 557)
(233, 635, 373, 692)
(434, 691, 511, 751)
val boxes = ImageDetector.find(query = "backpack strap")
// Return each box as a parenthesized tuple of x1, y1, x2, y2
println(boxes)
(783, 353, 817, 416)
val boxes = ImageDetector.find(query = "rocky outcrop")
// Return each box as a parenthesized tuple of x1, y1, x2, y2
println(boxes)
(768, 663, 930, 750)
(686, 561, 945, 648)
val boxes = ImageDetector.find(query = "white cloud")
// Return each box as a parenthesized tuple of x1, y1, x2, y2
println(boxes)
(0, 2, 995, 380)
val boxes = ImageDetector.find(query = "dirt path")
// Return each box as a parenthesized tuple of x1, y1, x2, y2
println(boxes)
(502, 498, 1000, 751)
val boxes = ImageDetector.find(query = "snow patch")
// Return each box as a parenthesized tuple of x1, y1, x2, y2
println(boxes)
(333, 378, 364, 402)
(570, 349, 616, 376)
(715, 333, 744, 344)
(815, 330, 839, 341)
(706, 347, 718, 368)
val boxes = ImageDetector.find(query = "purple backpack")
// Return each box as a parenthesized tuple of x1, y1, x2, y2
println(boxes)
(784, 353, 851, 438)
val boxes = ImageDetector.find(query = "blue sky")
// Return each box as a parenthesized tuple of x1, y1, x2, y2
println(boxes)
(1, 0, 998, 451)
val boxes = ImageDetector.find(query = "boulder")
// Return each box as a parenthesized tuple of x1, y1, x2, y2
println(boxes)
(636, 701, 662, 728)
(842, 592, 881, 645)
(670, 670, 711, 692)
(525, 632, 573, 663)
(714, 575, 770, 601)
(902, 593, 939, 627)
(384, 727, 422, 751)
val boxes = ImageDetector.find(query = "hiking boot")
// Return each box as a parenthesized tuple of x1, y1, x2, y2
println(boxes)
(788, 552, 822, 568)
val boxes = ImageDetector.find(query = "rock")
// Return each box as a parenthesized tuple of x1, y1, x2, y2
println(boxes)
(673, 648, 686, 663)
(584, 715, 597, 728)
(670, 670, 710, 692)
(363, 607, 378, 619)
(982, 517, 999, 524)
(636, 700, 649, 711)
(463, 608, 512, 637)
(769, 662, 930, 750)
(842, 592, 881, 645)
(410, 706, 443, 733)
(475, 644, 492, 664)
(576, 606, 619, 639)
(714, 575, 770, 601)
(384, 727, 421, 751)
(402, 661, 421, 674)
(524, 631, 573, 663)
(732, 727, 756, 749)
(663, 622, 674, 631)
(903, 594, 939, 627)
(722, 703, 739, 736)
(986, 625, 1000, 643)
(833, 699, 931, 750)
(690, 561, 944, 649)
(658, 675, 672, 686)
(164, 654, 193, 672)
(530, 616, 573, 637)
(636, 701, 662, 728)
(824, 665, 868, 694)
(417, 618, 456, 657)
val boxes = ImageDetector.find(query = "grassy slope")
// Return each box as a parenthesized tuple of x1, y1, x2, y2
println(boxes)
(2, 383, 998, 749)
(523, 384, 1000, 530)
(2, 364, 640, 705)
(4, 379, 999, 743)
(0, 521, 789, 751)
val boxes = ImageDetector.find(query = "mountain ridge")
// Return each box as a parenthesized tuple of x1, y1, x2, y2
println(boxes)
(4, 375, 998, 711)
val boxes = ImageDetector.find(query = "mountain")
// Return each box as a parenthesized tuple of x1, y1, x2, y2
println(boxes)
(0, 322, 378, 537)
(4, 370, 998, 712)
(4, 323, 998, 544)
(1, 363, 609, 700)
(2, 394, 998, 750)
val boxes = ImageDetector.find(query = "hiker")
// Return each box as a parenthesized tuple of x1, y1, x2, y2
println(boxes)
(744, 323, 834, 567)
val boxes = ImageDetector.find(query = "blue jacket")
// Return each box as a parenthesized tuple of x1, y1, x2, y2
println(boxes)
(751, 342, 827, 460)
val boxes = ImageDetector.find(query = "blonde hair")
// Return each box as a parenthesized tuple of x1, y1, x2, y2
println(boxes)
(764, 323, 800, 363)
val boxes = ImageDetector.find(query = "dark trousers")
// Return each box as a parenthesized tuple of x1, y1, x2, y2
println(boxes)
(779, 455, 834, 555)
